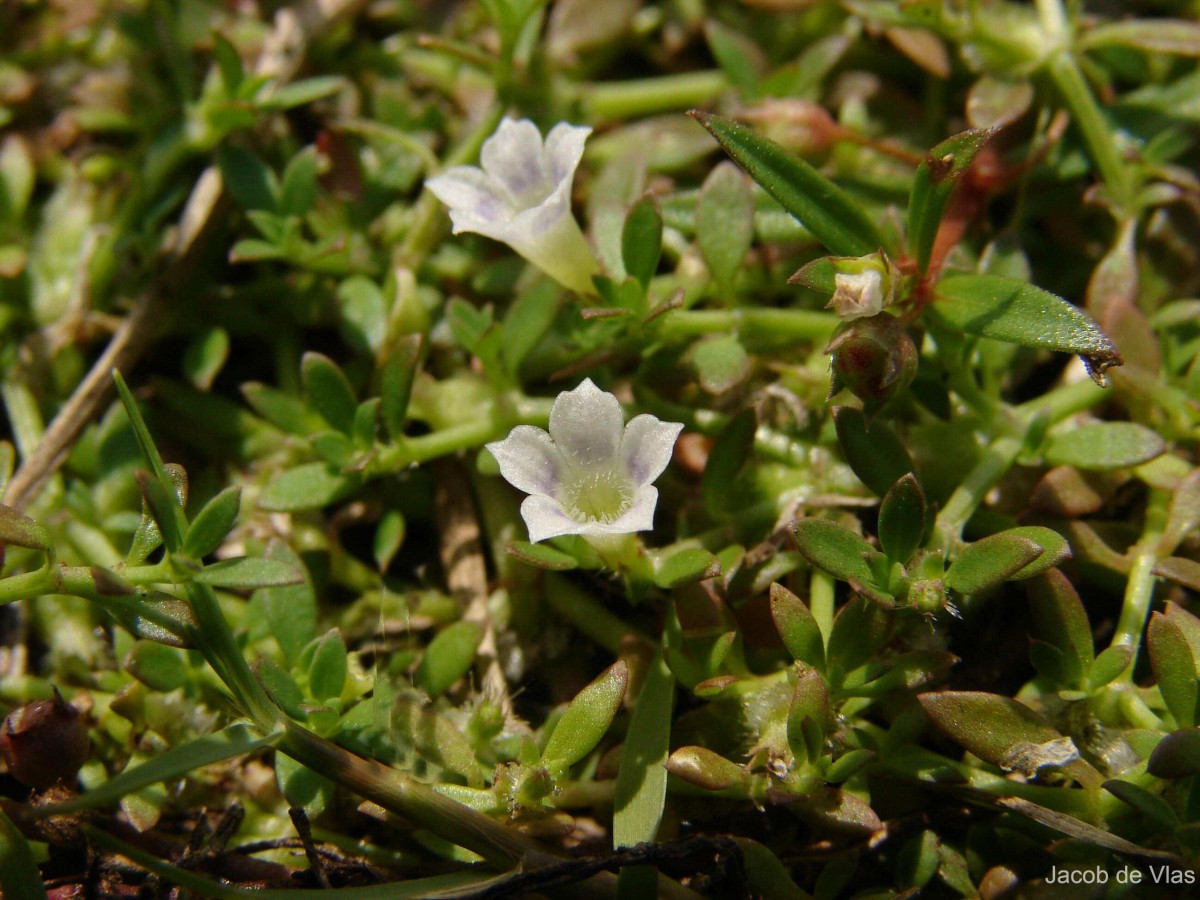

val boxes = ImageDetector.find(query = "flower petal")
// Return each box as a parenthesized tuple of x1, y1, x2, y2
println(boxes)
(487, 426, 562, 496)
(480, 118, 553, 206)
(582, 485, 658, 535)
(425, 167, 512, 227)
(548, 378, 624, 465)
(521, 494, 584, 543)
(544, 122, 591, 184)
(621, 415, 684, 486)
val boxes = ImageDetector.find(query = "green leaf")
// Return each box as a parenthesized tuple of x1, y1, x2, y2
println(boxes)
(278, 147, 320, 217)
(259, 462, 359, 511)
(1088, 645, 1133, 689)
(944, 532, 1044, 595)
(252, 542, 317, 668)
(622, 194, 662, 291)
(907, 129, 993, 274)
(918, 692, 1071, 772)
(36, 724, 277, 815)
(380, 334, 424, 441)
(1027, 569, 1095, 684)
(1103, 780, 1180, 833)
(929, 274, 1122, 381)
(1148, 613, 1198, 728)
(703, 407, 756, 516)
(242, 382, 321, 434)
(665, 745, 746, 791)
(878, 473, 926, 565)
(259, 75, 344, 110)
(691, 335, 750, 395)
(1079, 19, 1200, 56)
(183, 486, 241, 559)
(0, 807, 47, 900)
(826, 596, 890, 679)
(769, 583, 826, 670)
(507, 541, 578, 571)
(541, 660, 628, 775)
(787, 664, 829, 763)
(1159, 468, 1200, 557)
(791, 518, 877, 584)
(211, 32, 244, 92)
(217, 146, 278, 212)
(124, 640, 187, 692)
(0, 504, 51, 551)
(613, 653, 674, 849)
(653, 546, 719, 589)
(115, 372, 188, 546)
(308, 629, 348, 701)
(302, 352, 357, 435)
(696, 161, 755, 291)
(182, 326, 230, 391)
(501, 281, 559, 377)
(1042, 422, 1165, 470)
(417, 621, 483, 697)
(194, 557, 303, 590)
(689, 111, 883, 257)
(137, 471, 186, 554)
(833, 406, 916, 497)
(1005, 526, 1072, 579)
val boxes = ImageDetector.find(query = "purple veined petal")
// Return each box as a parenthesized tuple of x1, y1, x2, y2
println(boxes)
(544, 122, 591, 184)
(425, 167, 513, 226)
(520, 493, 585, 543)
(480, 118, 553, 207)
(548, 378, 624, 465)
(487, 426, 562, 496)
(582, 485, 658, 535)
(621, 415, 684, 486)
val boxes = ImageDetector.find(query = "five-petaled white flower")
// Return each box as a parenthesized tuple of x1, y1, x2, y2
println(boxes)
(828, 269, 885, 321)
(487, 379, 683, 543)
(426, 118, 600, 295)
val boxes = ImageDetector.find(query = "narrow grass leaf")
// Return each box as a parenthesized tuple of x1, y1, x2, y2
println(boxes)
(907, 129, 993, 274)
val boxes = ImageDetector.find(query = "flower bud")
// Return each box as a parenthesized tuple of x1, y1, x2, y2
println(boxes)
(1, 689, 90, 788)
(826, 313, 917, 417)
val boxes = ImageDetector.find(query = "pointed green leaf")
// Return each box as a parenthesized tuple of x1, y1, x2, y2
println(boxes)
(791, 517, 877, 584)
(1043, 422, 1165, 471)
(183, 487, 241, 559)
(907, 129, 994, 273)
(833, 406, 916, 497)
(308, 629, 348, 701)
(259, 462, 359, 511)
(653, 546, 719, 588)
(697, 161, 755, 291)
(541, 660, 628, 775)
(622, 194, 662, 291)
(0, 807, 47, 900)
(35, 724, 276, 815)
(381, 334, 424, 441)
(301, 352, 357, 435)
(194, 557, 303, 590)
(507, 541, 578, 571)
(944, 532, 1043, 595)
(1027, 569, 1094, 681)
(1148, 613, 1198, 728)
(0, 505, 50, 552)
(690, 111, 883, 257)
(787, 664, 829, 763)
(417, 620, 483, 697)
(614, 653, 674, 849)
(878, 474, 926, 564)
(1005, 526, 1072, 579)
(919, 692, 1071, 772)
(769, 583, 826, 670)
(929, 274, 1122, 381)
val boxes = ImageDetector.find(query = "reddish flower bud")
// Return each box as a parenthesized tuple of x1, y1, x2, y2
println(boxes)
(1, 689, 90, 788)
(826, 313, 917, 417)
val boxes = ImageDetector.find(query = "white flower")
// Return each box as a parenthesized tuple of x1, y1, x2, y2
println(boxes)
(827, 269, 885, 321)
(487, 379, 683, 543)
(425, 118, 600, 295)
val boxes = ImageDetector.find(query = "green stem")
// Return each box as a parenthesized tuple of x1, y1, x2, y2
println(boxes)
(1110, 487, 1170, 682)
(1044, 52, 1136, 211)
(576, 71, 729, 121)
